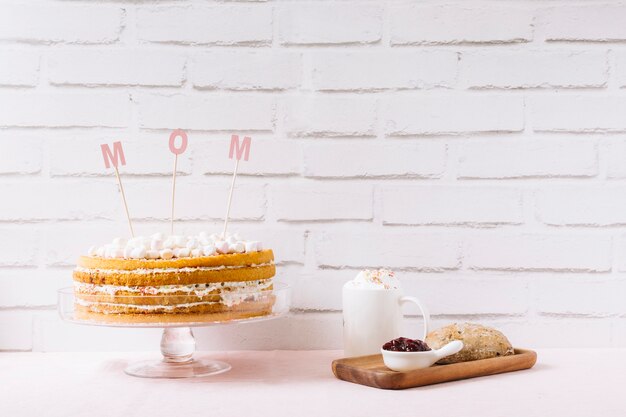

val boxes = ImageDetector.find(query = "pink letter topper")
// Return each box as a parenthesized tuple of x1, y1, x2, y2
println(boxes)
(222, 135, 252, 238)
(168, 129, 188, 234)
(100, 141, 126, 169)
(169, 129, 188, 155)
(100, 141, 134, 237)
(229, 135, 251, 161)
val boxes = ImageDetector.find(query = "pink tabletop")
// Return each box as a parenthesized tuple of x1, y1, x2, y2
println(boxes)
(1, 350, 623, 417)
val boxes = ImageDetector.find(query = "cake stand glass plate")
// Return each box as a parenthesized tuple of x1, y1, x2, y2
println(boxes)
(57, 283, 290, 379)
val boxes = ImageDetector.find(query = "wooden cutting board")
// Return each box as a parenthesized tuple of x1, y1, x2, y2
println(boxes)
(332, 348, 537, 390)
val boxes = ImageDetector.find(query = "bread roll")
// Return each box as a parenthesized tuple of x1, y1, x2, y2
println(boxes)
(425, 322, 514, 364)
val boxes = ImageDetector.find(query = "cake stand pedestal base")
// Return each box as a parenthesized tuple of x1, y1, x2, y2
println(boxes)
(124, 327, 231, 379)
(57, 283, 291, 378)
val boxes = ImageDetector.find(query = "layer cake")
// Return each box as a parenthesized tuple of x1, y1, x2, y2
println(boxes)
(72, 232, 276, 323)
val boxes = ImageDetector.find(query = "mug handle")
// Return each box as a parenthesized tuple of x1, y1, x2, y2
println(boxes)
(398, 296, 430, 341)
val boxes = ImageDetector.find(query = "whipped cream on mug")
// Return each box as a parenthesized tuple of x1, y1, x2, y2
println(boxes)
(344, 269, 400, 290)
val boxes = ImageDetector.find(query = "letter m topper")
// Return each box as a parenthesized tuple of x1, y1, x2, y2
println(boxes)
(101, 141, 127, 169)
(229, 135, 251, 161)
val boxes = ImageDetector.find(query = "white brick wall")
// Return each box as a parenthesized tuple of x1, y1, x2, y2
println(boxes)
(0, 4, 122, 44)
(284, 96, 376, 136)
(304, 142, 446, 178)
(385, 95, 525, 135)
(539, 5, 626, 42)
(278, 4, 382, 45)
(530, 95, 626, 132)
(381, 186, 523, 226)
(390, 5, 533, 45)
(458, 137, 598, 179)
(137, 6, 272, 45)
(311, 50, 457, 90)
(48, 50, 186, 87)
(460, 51, 607, 89)
(0, 92, 131, 127)
(192, 51, 302, 90)
(0, 50, 39, 86)
(136, 93, 274, 130)
(1, 0, 625, 352)
(271, 184, 373, 221)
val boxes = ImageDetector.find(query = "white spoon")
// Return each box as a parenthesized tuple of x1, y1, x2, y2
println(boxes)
(381, 340, 464, 372)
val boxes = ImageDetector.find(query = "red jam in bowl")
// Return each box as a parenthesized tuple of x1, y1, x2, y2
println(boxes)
(382, 337, 431, 352)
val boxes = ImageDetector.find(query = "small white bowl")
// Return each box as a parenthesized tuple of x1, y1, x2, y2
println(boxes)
(381, 340, 464, 372)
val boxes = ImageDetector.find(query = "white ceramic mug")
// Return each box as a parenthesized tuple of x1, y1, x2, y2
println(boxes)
(342, 285, 430, 357)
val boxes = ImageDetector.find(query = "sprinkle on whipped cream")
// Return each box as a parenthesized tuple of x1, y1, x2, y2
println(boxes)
(345, 269, 400, 290)
(87, 232, 263, 260)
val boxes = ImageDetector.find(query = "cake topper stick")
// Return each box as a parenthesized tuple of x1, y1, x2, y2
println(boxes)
(222, 135, 251, 238)
(101, 141, 134, 237)
(168, 129, 188, 235)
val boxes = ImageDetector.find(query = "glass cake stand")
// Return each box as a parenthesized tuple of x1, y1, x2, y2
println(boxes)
(57, 283, 290, 379)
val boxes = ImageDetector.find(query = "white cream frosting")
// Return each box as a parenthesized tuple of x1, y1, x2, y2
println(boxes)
(87, 232, 263, 261)
(74, 262, 273, 275)
(75, 284, 267, 308)
(75, 298, 216, 311)
(344, 269, 400, 290)
(74, 279, 273, 297)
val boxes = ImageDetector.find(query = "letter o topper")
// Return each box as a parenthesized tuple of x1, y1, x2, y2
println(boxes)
(169, 129, 188, 155)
